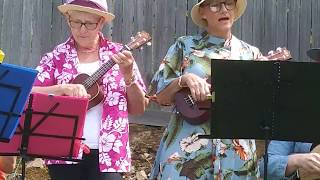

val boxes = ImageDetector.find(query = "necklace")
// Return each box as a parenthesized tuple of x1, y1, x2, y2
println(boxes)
(77, 47, 99, 53)
(76, 44, 99, 53)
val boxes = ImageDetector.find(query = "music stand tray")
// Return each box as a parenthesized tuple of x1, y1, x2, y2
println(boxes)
(0, 63, 38, 142)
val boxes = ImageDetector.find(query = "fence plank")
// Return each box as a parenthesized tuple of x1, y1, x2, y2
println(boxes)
(263, 0, 277, 54)
(252, 0, 264, 50)
(1, 0, 13, 63)
(143, 0, 155, 84)
(122, 0, 135, 42)
(103, 0, 113, 38)
(152, 0, 166, 71)
(287, 0, 300, 61)
(10, 0, 23, 65)
(186, 0, 199, 35)
(232, 20, 241, 38)
(312, 0, 320, 48)
(51, 0, 64, 49)
(21, 0, 34, 67)
(29, 0, 42, 67)
(300, 0, 312, 62)
(175, 0, 187, 39)
(0, 0, 4, 48)
(112, 0, 123, 42)
(275, 0, 288, 49)
(41, 0, 53, 57)
(241, 0, 253, 45)
(132, 0, 146, 79)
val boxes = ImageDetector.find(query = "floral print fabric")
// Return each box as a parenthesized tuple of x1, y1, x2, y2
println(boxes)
(33, 33, 146, 172)
(149, 32, 263, 180)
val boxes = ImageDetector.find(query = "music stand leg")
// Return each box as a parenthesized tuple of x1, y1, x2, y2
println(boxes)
(264, 139, 269, 180)
(19, 94, 33, 180)
(262, 126, 270, 180)
(21, 156, 26, 180)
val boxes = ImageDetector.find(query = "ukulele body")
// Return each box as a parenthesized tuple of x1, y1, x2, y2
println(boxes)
(72, 73, 104, 109)
(69, 31, 151, 110)
(175, 88, 211, 125)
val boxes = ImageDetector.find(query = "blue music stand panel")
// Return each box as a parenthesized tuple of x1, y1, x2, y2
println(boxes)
(0, 63, 38, 142)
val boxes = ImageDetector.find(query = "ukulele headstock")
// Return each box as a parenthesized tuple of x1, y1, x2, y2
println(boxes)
(124, 31, 152, 51)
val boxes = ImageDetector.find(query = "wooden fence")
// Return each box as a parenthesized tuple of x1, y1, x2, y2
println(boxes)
(0, 0, 319, 125)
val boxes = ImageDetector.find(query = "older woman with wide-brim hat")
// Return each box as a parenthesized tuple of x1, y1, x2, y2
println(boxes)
(149, 0, 264, 179)
(32, 0, 148, 179)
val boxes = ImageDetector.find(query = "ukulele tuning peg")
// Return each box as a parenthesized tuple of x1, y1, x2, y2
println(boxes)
(130, 36, 135, 40)
(268, 50, 274, 55)
(140, 46, 144, 50)
(146, 42, 152, 46)
(276, 47, 282, 52)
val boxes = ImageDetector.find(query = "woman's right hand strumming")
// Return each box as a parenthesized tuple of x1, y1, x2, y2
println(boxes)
(179, 73, 211, 102)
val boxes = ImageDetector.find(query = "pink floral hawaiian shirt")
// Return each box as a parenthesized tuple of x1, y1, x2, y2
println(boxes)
(33, 33, 146, 172)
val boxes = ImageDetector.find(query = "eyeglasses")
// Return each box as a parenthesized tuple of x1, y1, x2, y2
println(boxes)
(202, 0, 237, 13)
(68, 19, 100, 30)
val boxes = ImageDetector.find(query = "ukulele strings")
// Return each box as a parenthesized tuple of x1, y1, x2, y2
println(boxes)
(81, 34, 148, 89)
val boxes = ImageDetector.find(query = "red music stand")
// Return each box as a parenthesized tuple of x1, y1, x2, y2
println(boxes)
(0, 93, 89, 180)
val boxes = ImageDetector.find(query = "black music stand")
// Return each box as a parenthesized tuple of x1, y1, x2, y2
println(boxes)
(0, 93, 88, 180)
(199, 60, 320, 180)
(0, 63, 37, 142)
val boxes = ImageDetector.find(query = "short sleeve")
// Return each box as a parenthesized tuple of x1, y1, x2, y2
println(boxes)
(149, 40, 185, 94)
(33, 52, 57, 86)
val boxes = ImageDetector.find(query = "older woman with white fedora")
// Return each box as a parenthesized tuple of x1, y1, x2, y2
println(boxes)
(149, 0, 264, 179)
(32, 0, 148, 179)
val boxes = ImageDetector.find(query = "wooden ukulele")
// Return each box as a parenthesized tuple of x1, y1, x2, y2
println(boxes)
(72, 31, 151, 109)
(174, 47, 292, 125)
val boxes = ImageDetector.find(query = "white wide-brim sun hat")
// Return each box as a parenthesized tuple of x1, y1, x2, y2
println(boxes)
(57, 0, 115, 23)
(191, 0, 247, 28)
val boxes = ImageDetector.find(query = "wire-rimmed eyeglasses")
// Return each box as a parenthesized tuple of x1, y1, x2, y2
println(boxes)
(202, 0, 237, 12)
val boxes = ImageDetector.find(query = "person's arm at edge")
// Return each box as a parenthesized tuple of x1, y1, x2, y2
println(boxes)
(0, 156, 16, 173)
(267, 141, 296, 179)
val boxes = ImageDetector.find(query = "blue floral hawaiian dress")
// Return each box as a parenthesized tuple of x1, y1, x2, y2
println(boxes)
(149, 32, 264, 180)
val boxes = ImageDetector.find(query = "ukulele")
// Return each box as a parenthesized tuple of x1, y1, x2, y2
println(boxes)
(72, 31, 151, 109)
(174, 47, 292, 125)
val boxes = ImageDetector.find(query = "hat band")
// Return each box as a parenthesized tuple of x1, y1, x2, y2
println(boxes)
(70, 0, 106, 12)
